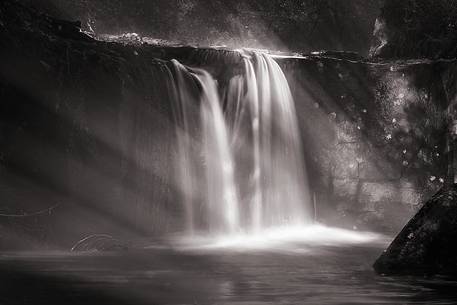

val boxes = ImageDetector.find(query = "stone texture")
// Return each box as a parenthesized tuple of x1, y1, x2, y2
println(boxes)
(399, 186, 422, 206)
(358, 159, 401, 181)
(360, 182, 398, 205)
(332, 143, 361, 179)
(336, 121, 360, 143)
(374, 185, 457, 275)
(333, 179, 359, 200)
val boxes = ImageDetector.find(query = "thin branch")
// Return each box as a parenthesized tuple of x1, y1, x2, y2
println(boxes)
(71, 234, 116, 252)
(0, 203, 61, 218)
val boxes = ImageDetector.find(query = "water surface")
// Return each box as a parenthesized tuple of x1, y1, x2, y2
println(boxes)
(1, 234, 456, 305)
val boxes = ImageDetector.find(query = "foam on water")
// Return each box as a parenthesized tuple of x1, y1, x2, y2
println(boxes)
(173, 224, 385, 251)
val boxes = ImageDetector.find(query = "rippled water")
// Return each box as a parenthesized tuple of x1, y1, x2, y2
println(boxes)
(1, 236, 457, 305)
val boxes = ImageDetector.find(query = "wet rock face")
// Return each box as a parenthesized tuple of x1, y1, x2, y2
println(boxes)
(0, 0, 179, 248)
(374, 185, 457, 275)
(280, 58, 450, 232)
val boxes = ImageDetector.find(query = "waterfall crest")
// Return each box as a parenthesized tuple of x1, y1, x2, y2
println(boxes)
(167, 51, 312, 235)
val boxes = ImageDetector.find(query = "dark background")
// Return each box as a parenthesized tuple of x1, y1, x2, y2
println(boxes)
(19, 0, 382, 56)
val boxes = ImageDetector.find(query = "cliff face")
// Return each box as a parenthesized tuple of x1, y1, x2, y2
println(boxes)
(0, 0, 455, 249)
(0, 1, 174, 248)
(18, 0, 381, 56)
(281, 55, 456, 231)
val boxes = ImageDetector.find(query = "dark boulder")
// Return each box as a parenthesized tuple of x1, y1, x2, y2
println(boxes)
(374, 185, 457, 275)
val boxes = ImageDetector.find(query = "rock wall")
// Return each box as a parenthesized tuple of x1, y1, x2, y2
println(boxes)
(281, 56, 450, 231)
(0, 0, 179, 249)
(19, 0, 381, 56)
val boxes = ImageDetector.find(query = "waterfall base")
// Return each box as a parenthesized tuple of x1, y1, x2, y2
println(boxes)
(172, 224, 385, 251)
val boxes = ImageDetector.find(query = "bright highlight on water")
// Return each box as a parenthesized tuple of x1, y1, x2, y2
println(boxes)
(174, 224, 384, 251)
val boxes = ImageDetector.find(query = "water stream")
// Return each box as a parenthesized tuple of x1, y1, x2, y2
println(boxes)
(169, 51, 312, 236)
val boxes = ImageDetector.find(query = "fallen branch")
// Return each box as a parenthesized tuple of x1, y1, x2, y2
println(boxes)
(71, 234, 128, 252)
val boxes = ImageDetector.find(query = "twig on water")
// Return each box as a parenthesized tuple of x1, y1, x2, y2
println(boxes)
(71, 234, 125, 252)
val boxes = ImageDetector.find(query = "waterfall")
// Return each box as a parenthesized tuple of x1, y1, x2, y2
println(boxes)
(167, 51, 311, 236)
(197, 69, 240, 233)
(166, 60, 240, 234)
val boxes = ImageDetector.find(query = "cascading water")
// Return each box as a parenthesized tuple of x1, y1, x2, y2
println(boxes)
(197, 69, 240, 233)
(226, 52, 312, 231)
(167, 60, 240, 234)
(167, 50, 312, 236)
